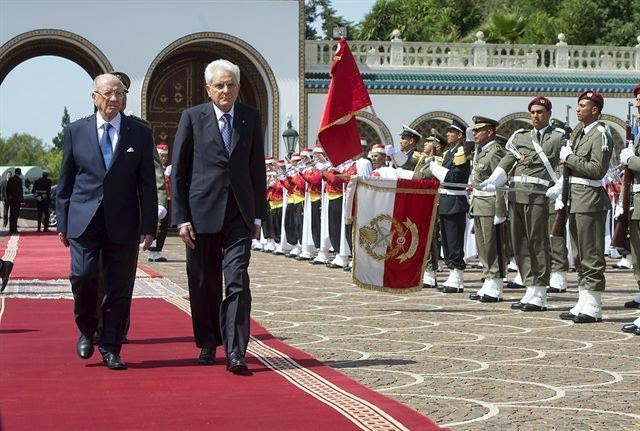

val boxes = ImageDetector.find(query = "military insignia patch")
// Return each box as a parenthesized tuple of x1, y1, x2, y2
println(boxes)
(359, 214, 419, 263)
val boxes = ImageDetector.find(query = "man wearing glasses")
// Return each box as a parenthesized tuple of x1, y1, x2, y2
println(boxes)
(57, 74, 157, 370)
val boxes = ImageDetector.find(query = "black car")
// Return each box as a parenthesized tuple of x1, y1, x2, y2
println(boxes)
(20, 184, 58, 227)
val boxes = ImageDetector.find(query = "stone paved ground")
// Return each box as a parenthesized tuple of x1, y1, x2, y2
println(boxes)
(142, 234, 640, 430)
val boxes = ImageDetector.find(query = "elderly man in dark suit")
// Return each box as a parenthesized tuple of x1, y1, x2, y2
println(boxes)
(56, 73, 157, 370)
(171, 59, 266, 373)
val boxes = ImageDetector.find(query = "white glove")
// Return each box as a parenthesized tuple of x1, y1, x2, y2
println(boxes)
(614, 203, 624, 218)
(158, 205, 168, 220)
(545, 179, 562, 200)
(429, 161, 450, 182)
(391, 151, 408, 167)
(554, 198, 565, 211)
(384, 145, 396, 156)
(559, 145, 573, 162)
(480, 166, 508, 192)
(493, 215, 507, 225)
(164, 165, 172, 176)
(620, 147, 634, 165)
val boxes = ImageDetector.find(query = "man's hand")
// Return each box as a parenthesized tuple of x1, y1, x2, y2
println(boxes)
(179, 224, 196, 249)
(559, 145, 573, 162)
(140, 234, 154, 251)
(493, 215, 507, 225)
(158, 205, 168, 220)
(546, 180, 562, 200)
(620, 147, 634, 166)
(58, 232, 69, 247)
(253, 224, 261, 240)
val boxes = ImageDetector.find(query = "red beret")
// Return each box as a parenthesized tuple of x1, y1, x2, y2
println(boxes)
(156, 143, 169, 154)
(578, 90, 604, 110)
(528, 96, 552, 111)
(634, 84, 640, 97)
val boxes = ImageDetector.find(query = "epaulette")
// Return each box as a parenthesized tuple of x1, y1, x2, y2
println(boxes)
(412, 151, 425, 160)
(453, 146, 466, 166)
(493, 143, 501, 151)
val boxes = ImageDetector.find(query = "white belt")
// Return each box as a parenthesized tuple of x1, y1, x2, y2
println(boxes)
(439, 189, 467, 196)
(512, 175, 550, 186)
(569, 176, 602, 188)
(632, 184, 640, 193)
(472, 190, 496, 197)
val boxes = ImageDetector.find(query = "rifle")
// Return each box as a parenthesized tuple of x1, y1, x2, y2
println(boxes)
(611, 102, 635, 250)
(550, 106, 574, 237)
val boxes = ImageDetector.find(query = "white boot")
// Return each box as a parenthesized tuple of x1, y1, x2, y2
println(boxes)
(476, 278, 493, 296)
(615, 257, 633, 269)
(561, 287, 587, 320)
(508, 271, 524, 288)
(443, 269, 464, 292)
(479, 278, 503, 302)
(576, 290, 602, 322)
(508, 258, 518, 272)
(251, 239, 264, 251)
(518, 286, 535, 305)
(312, 249, 330, 264)
(287, 244, 301, 257)
(522, 285, 547, 311)
(548, 271, 567, 292)
(423, 270, 437, 287)
(328, 254, 347, 268)
(265, 239, 276, 252)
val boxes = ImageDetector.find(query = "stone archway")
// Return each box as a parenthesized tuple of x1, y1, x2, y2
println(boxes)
(142, 32, 279, 156)
(0, 29, 113, 85)
(411, 111, 469, 143)
(497, 112, 532, 140)
(356, 111, 393, 152)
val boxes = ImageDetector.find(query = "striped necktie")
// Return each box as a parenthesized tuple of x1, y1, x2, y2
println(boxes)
(221, 113, 232, 155)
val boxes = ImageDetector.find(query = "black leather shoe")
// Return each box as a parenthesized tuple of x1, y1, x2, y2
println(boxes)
(198, 347, 216, 365)
(573, 313, 602, 323)
(227, 352, 248, 373)
(310, 260, 328, 265)
(480, 295, 503, 303)
(76, 334, 94, 359)
(559, 311, 577, 320)
(547, 287, 566, 294)
(623, 300, 640, 309)
(102, 352, 127, 370)
(468, 292, 481, 300)
(326, 262, 343, 269)
(506, 281, 525, 289)
(522, 303, 547, 312)
(621, 323, 640, 334)
(0, 261, 14, 292)
(441, 286, 464, 293)
(343, 265, 352, 272)
(511, 302, 525, 309)
(423, 283, 437, 289)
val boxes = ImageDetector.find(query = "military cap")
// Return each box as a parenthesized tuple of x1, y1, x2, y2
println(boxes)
(400, 125, 422, 140)
(110, 71, 131, 92)
(578, 90, 604, 110)
(291, 152, 301, 161)
(265, 156, 275, 164)
(156, 142, 169, 155)
(528, 96, 552, 111)
(426, 129, 446, 144)
(313, 143, 325, 153)
(300, 148, 313, 157)
(276, 159, 286, 166)
(448, 119, 466, 134)
(472, 116, 499, 130)
(634, 84, 640, 97)
(370, 143, 386, 154)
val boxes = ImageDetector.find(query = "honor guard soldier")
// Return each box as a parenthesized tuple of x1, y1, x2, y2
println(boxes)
(482, 98, 565, 309)
(32, 171, 53, 232)
(429, 119, 471, 293)
(555, 91, 611, 323)
(414, 131, 446, 288)
(396, 125, 422, 170)
(282, 153, 305, 257)
(619, 83, 640, 335)
(467, 116, 507, 302)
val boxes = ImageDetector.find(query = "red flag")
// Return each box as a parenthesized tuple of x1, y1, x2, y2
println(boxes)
(318, 38, 372, 166)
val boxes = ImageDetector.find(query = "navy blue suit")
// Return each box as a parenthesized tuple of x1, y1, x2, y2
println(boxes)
(57, 113, 157, 354)
(171, 102, 266, 357)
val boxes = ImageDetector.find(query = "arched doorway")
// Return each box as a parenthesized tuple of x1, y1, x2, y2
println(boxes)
(143, 33, 279, 156)
(412, 111, 469, 143)
(0, 29, 112, 85)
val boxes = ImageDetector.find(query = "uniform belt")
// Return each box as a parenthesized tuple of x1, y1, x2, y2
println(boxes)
(439, 189, 467, 196)
(569, 176, 602, 188)
(472, 190, 496, 197)
(632, 184, 640, 193)
(511, 175, 550, 187)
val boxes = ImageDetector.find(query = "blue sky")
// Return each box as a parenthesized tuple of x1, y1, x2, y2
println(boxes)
(0, 1, 376, 147)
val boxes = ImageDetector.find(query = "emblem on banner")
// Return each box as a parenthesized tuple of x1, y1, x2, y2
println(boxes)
(359, 214, 419, 262)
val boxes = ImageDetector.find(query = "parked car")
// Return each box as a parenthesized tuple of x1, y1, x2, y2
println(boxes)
(20, 184, 58, 227)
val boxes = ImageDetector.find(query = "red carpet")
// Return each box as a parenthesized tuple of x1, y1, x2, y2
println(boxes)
(0, 231, 161, 279)
(0, 297, 445, 431)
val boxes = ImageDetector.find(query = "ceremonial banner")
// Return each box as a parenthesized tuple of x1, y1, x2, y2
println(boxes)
(353, 178, 440, 293)
(318, 38, 372, 166)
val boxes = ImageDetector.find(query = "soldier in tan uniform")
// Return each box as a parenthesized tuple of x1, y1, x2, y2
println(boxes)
(467, 116, 507, 302)
(619, 83, 640, 335)
(481, 97, 565, 309)
(414, 131, 446, 288)
(556, 91, 612, 323)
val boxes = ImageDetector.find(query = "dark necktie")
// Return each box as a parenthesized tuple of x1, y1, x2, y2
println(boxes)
(536, 131, 542, 142)
(221, 113, 232, 155)
(100, 123, 113, 169)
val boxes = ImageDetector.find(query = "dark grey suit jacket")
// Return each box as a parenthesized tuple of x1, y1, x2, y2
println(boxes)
(171, 102, 267, 233)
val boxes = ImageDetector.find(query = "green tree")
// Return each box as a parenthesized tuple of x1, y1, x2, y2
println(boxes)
(0, 133, 48, 166)
(305, 0, 353, 40)
(51, 106, 70, 150)
(481, 11, 526, 43)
